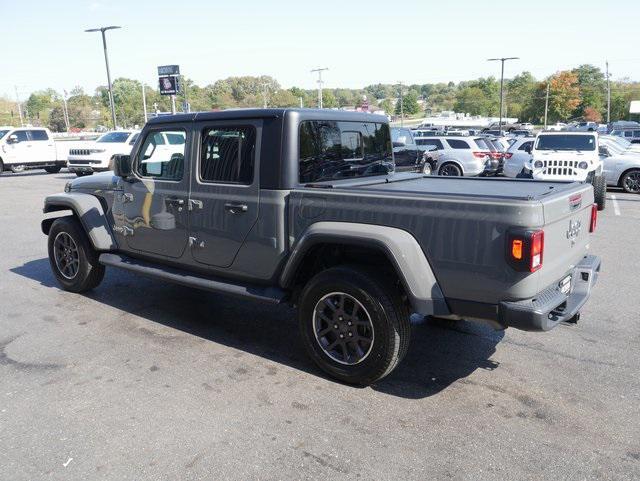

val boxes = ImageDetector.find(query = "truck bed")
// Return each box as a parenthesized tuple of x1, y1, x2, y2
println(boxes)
(290, 173, 595, 307)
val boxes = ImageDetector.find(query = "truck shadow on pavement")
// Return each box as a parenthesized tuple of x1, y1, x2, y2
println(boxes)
(11, 258, 503, 399)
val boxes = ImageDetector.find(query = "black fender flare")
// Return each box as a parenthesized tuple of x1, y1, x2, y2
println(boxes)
(42, 192, 116, 251)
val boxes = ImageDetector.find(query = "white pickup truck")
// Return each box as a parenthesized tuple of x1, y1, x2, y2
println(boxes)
(0, 127, 67, 174)
(67, 130, 140, 177)
(522, 131, 607, 210)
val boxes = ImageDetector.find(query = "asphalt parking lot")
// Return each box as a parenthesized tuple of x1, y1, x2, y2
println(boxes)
(1, 171, 639, 481)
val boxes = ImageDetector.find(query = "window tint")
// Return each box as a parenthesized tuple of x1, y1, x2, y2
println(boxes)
(474, 139, 489, 149)
(136, 129, 186, 180)
(446, 139, 470, 149)
(0, 130, 9, 140)
(624, 131, 633, 138)
(416, 139, 444, 149)
(634, 130, 640, 138)
(391, 128, 413, 145)
(200, 126, 256, 184)
(518, 141, 533, 151)
(299, 120, 393, 183)
(29, 130, 49, 141)
(129, 133, 139, 145)
(13, 130, 29, 142)
(166, 133, 186, 145)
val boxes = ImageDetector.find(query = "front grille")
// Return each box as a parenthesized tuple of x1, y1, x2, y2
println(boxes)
(68, 160, 100, 165)
(70, 148, 91, 156)
(542, 160, 579, 177)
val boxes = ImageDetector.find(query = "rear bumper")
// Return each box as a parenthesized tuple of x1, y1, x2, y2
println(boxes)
(498, 255, 601, 331)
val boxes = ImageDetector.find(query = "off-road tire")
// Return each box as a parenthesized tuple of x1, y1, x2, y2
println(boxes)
(298, 265, 410, 385)
(48, 216, 105, 293)
(593, 173, 606, 211)
(45, 166, 62, 174)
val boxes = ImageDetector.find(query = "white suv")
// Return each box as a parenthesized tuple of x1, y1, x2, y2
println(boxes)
(415, 136, 496, 176)
(0, 127, 66, 174)
(524, 132, 606, 210)
(67, 130, 140, 176)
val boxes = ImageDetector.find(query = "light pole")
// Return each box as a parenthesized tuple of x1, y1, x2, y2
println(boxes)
(398, 81, 404, 127)
(85, 26, 121, 129)
(487, 57, 519, 133)
(311, 67, 328, 108)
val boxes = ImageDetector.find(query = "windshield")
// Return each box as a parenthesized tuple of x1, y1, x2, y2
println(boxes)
(536, 134, 596, 151)
(601, 140, 624, 155)
(0, 130, 9, 140)
(97, 131, 132, 143)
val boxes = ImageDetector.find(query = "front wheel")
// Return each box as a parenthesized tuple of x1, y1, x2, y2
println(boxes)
(592, 173, 606, 211)
(421, 161, 432, 175)
(438, 162, 462, 176)
(45, 165, 62, 174)
(48, 217, 105, 293)
(621, 169, 640, 194)
(10, 164, 25, 173)
(298, 265, 410, 385)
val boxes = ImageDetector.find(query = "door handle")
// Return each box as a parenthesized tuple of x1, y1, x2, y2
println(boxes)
(224, 202, 248, 214)
(166, 197, 185, 212)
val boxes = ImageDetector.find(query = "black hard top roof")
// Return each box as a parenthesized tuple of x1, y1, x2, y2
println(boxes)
(146, 108, 388, 125)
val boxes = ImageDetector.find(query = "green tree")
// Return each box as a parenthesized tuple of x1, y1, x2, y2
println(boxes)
(321, 89, 337, 108)
(454, 87, 490, 115)
(571, 64, 606, 118)
(48, 106, 67, 132)
(380, 98, 395, 116)
(402, 91, 420, 115)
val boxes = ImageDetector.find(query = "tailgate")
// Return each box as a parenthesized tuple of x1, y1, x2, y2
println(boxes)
(538, 183, 594, 292)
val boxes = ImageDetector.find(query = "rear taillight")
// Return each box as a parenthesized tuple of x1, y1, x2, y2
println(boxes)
(590, 203, 598, 232)
(472, 151, 488, 158)
(503, 152, 513, 159)
(490, 152, 502, 160)
(507, 229, 544, 272)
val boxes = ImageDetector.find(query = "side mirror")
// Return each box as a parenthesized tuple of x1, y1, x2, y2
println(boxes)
(6, 134, 18, 144)
(392, 141, 406, 148)
(523, 144, 532, 154)
(598, 146, 609, 157)
(113, 154, 132, 178)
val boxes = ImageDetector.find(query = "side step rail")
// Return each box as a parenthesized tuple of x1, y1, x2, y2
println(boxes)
(99, 253, 287, 304)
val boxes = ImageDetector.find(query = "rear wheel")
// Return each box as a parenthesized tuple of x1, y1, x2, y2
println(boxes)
(298, 265, 410, 385)
(592, 173, 606, 211)
(45, 165, 62, 174)
(48, 217, 105, 293)
(438, 162, 462, 176)
(621, 169, 640, 194)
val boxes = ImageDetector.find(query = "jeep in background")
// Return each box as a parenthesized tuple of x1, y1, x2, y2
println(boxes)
(67, 130, 141, 176)
(522, 131, 607, 210)
(42, 109, 601, 385)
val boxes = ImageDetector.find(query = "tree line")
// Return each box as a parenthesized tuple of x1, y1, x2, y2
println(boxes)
(1, 64, 638, 131)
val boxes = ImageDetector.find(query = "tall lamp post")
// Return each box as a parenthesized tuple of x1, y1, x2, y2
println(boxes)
(487, 57, 519, 133)
(85, 26, 121, 129)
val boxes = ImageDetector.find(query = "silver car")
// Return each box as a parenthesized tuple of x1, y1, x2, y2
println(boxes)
(599, 135, 640, 193)
(415, 136, 494, 176)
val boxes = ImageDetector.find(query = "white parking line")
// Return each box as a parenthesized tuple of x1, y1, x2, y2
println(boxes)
(610, 194, 621, 216)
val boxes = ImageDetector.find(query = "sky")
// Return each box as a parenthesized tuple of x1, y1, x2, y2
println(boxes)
(3, 0, 640, 99)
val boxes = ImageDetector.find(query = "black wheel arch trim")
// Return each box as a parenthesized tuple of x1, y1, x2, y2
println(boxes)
(42, 192, 117, 251)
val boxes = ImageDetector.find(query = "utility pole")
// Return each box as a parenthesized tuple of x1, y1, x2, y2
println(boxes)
(398, 82, 404, 127)
(85, 26, 121, 129)
(544, 81, 550, 129)
(606, 60, 611, 123)
(62, 90, 70, 132)
(261, 81, 269, 108)
(142, 84, 148, 122)
(299, 97, 303, 108)
(311, 67, 328, 108)
(487, 57, 519, 133)
(14, 86, 24, 127)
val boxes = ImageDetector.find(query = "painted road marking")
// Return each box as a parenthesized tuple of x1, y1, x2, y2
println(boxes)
(610, 194, 621, 216)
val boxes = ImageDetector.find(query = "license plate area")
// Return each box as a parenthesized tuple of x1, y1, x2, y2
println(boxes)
(559, 274, 572, 296)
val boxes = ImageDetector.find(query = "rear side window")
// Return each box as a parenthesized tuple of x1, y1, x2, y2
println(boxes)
(416, 139, 444, 149)
(474, 139, 489, 149)
(200, 126, 256, 184)
(518, 141, 533, 151)
(299, 120, 392, 183)
(446, 139, 470, 149)
(29, 130, 49, 141)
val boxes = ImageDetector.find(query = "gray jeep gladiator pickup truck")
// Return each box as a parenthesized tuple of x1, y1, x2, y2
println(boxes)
(42, 109, 601, 385)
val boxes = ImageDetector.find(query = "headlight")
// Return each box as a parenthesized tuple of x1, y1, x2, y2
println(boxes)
(533, 160, 544, 168)
(578, 161, 588, 169)
(64, 181, 72, 193)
